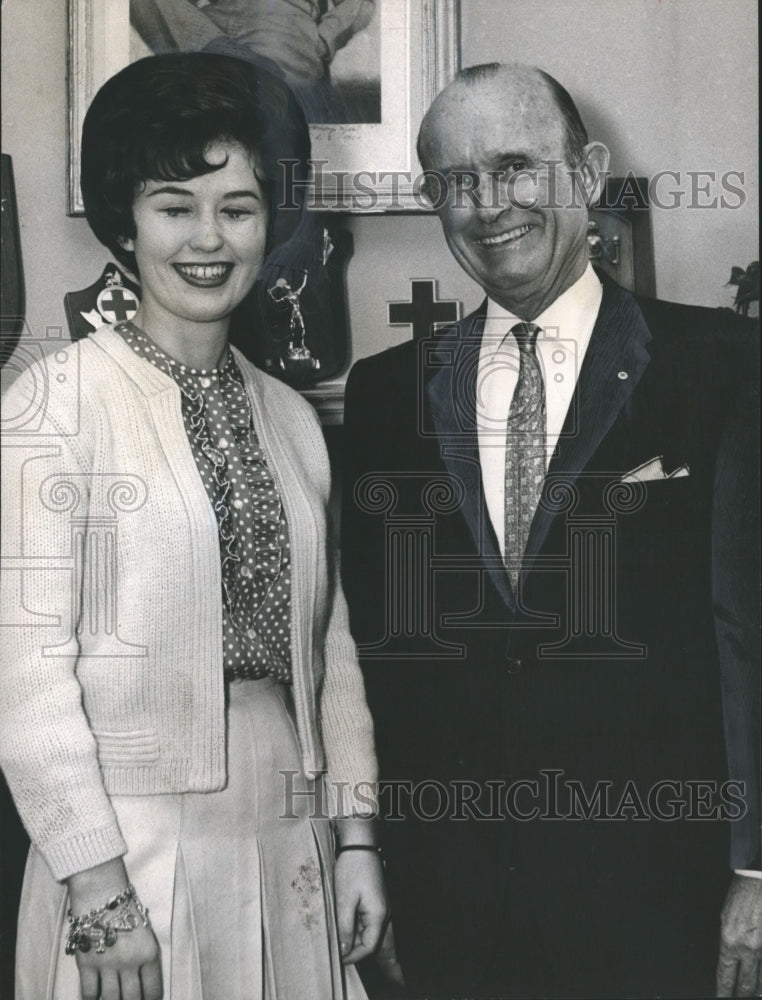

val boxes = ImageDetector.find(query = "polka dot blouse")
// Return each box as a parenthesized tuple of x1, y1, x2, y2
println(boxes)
(114, 322, 292, 683)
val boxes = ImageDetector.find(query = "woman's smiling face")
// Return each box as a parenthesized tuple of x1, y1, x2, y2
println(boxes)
(122, 141, 269, 334)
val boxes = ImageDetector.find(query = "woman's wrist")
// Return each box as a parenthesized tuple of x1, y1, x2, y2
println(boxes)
(335, 843, 384, 864)
(66, 857, 130, 914)
(332, 816, 378, 849)
(65, 882, 150, 956)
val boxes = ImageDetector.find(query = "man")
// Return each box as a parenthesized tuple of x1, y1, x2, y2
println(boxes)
(342, 64, 761, 997)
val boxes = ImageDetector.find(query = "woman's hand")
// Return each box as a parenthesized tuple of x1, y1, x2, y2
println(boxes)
(74, 923, 162, 1000)
(66, 859, 163, 1000)
(333, 848, 389, 964)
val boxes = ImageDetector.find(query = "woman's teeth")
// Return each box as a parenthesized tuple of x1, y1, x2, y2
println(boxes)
(175, 264, 231, 279)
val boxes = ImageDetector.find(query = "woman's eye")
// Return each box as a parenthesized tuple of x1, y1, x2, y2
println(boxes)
(162, 206, 190, 217)
(222, 207, 252, 220)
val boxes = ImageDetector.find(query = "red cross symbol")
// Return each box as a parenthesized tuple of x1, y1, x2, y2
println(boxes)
(97, 286, 139, 323)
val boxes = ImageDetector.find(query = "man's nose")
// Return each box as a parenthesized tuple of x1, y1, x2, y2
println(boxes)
(189, 212, 225, 252)
(472, 172, 513, 223)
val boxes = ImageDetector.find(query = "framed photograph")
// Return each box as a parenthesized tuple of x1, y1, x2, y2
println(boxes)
(68, 0, 461, 215)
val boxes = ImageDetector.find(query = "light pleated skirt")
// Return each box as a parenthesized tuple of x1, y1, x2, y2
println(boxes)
(16, 678, 368, 1000)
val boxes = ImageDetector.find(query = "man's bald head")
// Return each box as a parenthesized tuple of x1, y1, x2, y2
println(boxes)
(417, 63, 589, 172)
(413, 61, 609, 319)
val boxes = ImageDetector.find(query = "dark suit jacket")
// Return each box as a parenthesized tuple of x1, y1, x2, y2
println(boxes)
(342, 276, 759, 998)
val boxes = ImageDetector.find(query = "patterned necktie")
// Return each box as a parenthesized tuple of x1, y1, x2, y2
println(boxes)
(504, 322, 546, 591)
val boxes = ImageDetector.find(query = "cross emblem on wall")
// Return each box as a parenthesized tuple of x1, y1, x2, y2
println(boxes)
(387, 279, 461, 340)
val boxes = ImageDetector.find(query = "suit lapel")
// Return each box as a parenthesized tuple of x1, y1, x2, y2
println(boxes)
(523, 279, 653, 571)
(425, 305, 517, 610)
(424, 281, 653, 607)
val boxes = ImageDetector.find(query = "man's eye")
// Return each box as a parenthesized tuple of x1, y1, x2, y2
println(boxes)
(505, 159, 528, 175)
(449, 172, 478, 192)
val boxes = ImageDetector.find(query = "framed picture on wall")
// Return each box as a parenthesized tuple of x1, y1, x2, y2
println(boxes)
(68, 0, 460, 215)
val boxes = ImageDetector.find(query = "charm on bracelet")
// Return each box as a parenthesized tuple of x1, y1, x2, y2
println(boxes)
(65, 883, 150, 955)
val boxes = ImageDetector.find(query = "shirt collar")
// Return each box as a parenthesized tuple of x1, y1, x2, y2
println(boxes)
(485, 263, 602, 340)
(114, 320, 240, 395)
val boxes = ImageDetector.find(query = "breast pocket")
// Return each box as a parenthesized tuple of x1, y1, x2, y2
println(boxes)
(640, 475, 693, 508)
(617, 475, 710, 583)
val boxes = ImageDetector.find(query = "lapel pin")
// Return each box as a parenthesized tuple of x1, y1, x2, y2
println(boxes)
(617, 371, 629, 380)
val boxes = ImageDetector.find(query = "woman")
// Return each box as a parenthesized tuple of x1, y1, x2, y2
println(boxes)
(0, 53, 386, 1000)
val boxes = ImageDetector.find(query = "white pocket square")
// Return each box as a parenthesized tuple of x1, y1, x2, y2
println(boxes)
(621, 456, 690, 483)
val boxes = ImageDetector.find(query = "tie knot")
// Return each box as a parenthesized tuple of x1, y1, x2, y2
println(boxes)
(511, 322, 541, 353)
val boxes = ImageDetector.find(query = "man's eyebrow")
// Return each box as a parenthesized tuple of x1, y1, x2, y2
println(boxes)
(483, 151, 535, 171)
(440, 165, 479, 178)
(494, 151, 533, 164)
(441, 152, 534, 174)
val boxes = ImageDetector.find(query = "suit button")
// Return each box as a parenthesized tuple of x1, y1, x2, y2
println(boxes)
(506, 658, 522, 675)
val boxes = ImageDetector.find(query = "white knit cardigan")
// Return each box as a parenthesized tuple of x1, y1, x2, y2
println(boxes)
(0, 327, 377, 880)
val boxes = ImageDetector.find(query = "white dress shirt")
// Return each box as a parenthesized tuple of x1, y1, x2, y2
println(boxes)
(477, 263, 602, 556)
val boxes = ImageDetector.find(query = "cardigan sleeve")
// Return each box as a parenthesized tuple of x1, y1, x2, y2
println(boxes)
(268, 380, 378, 817)
(0, 366, 127, 880)
(291, 392, 378, 816)
(233, 356, 378, 817)
(319, 544, 379, 817)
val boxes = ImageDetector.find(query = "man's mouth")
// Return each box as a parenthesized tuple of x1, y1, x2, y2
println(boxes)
(173, 263, 233, 287)
(476, 224, 533, 247)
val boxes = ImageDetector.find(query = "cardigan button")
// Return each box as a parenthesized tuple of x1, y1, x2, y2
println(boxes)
(505, 658, 522, 675)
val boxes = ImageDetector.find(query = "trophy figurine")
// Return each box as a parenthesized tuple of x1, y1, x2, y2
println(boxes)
(267, 271, 320, 376)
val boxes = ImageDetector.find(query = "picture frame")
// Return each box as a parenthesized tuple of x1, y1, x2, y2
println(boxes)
(68, 0, 461, 215)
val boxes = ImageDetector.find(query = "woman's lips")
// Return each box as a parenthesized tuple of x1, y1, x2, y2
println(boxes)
(173, 262, 234, 287)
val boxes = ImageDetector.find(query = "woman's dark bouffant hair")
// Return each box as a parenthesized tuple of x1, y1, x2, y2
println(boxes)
(80, 52, 311, 276)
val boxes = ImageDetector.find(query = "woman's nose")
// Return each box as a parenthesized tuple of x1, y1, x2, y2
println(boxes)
(189, 212, 225, 252)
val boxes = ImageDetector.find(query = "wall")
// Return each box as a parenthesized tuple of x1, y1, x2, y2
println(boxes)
(460, 0, 758, 309)
(2, 1, 111, 381)
(1, 0, 757, 389)
(343, 0, 758, 364)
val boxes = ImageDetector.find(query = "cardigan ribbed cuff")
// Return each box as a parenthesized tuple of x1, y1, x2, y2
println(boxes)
(42, 824, 128, 882)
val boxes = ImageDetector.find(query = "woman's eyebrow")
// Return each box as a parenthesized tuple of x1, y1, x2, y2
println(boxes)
(222, 189, 262, 200)
(146, 185, 194, 197)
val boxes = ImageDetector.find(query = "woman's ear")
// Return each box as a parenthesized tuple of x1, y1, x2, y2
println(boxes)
(578, 141, 611, 206)
(118, 235, 135, 252)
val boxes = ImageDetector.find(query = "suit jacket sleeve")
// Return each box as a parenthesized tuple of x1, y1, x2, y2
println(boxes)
(340, 355, 390, 649)
(713, 370, 761, 869)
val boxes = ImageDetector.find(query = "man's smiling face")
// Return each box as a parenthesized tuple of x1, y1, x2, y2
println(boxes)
(422, 69, 604, 320)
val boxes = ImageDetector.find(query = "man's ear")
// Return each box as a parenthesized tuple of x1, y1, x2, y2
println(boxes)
(578, 141, 610, 206)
